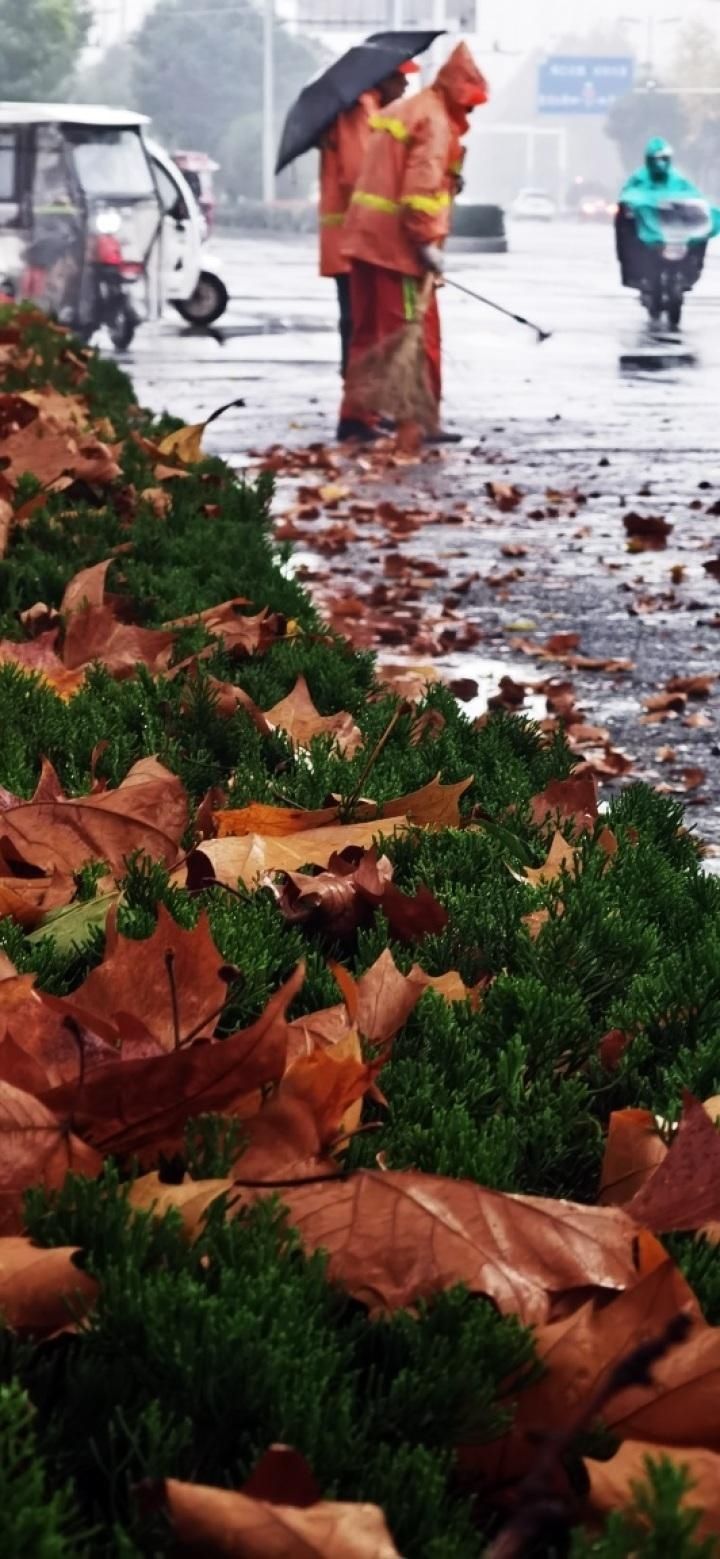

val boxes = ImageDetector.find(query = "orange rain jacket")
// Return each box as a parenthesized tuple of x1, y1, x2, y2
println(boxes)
(319, 91, 377, 277)
(343, 43, 488, 279)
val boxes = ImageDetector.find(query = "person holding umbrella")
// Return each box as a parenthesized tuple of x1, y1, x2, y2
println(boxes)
(339, 41, 489, 443)
(320, 59, 418, 378)
(275, 31, 443, 391)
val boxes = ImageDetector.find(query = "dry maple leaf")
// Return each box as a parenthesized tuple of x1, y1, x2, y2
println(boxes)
(62, 603, 175, 679)
(232, 1048, 373, 1182)
(475, 1256, 699, 1490)
(0, 631, 86, 698)
(516, 831, 578, 888)
(287, 949, 480, 1064)
(263, 675, 361, 757)
(128, 1172, 235, 1241)
(146, 1478, 400, 1558)
(213, 802, 340, 839)
(269, 1169, 646, 1324)
(276, 848, 448, 945)
(0, 1080, 101, 1234)
(626, 1093, 720, 1233)
(599, 1110, 668, 1208)
(41, 963, 305, 1161)
(0, 1238, 98, 1332)
(0, 759, 185, 878)
(381, 772, 473, 828)
(189, 817, 410, 890)
(529, 774, 598, 833)
(584, 1440, 720, 1542)
(46, 904, 231, 1054)
(61, 558, 113, 616)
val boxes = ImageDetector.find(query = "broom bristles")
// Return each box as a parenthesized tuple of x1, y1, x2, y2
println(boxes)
(345, 318, 438, 431)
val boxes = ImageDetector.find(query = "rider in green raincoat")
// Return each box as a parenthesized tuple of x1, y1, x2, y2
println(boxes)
(620, 135, 720, 246)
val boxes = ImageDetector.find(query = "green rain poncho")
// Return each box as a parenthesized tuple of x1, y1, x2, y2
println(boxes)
(620, 135, 720, 245)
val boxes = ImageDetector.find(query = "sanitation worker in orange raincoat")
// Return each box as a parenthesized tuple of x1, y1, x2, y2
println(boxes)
(319, 61, 419, 376)
(338, 41, 489, 442)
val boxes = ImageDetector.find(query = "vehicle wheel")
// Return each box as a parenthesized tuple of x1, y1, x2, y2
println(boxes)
(173, 271, 229, 326)
(108, 303, 137, 351)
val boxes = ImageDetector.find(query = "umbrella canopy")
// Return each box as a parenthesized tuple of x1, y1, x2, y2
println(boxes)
(275, 30, 443, 175)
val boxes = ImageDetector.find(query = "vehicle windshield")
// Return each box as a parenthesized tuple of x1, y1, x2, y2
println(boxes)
(65, 127, 155, 200)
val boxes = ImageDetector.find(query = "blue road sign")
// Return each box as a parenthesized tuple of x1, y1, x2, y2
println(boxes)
(538, 55, 635, 116)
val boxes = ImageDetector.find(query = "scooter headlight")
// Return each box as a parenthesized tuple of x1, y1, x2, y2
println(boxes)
(93, 208, 123, 236)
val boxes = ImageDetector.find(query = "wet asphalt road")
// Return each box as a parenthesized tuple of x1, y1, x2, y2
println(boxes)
(128, 223, 720, 848)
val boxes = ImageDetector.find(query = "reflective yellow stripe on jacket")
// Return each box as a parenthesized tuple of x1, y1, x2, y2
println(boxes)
(351, 191, 400, 214)
(320, 212, 345, 227)
(368, 114, 410, 142)
(401, 192, 451, 215)
(351, 190, 450, 217)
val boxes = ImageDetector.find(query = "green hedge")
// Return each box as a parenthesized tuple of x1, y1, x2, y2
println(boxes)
(0, 305, 717, 1556)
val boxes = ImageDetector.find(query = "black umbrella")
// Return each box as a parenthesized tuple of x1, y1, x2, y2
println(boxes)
(275, 30, 443, 175)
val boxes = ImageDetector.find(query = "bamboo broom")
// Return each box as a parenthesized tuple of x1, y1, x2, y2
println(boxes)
(345, 273, 438, 436)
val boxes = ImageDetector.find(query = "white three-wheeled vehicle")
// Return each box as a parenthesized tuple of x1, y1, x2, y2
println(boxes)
(0, 103, 228, 347)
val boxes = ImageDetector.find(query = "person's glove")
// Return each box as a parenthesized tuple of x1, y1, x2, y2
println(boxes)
(454, 173, 465, 195)
(418, 243, 445, 275)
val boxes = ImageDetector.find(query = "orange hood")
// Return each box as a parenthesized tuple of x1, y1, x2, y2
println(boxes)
(434, 41, 489, 113)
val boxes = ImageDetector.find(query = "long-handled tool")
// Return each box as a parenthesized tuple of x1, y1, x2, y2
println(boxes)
(444, 275, 553, 343)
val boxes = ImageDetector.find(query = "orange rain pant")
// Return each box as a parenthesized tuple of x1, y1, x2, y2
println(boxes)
(340, 260, 442, 426)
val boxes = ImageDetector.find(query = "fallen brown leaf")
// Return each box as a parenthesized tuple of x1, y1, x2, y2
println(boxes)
(585, 1440, 720, 1543)
(0, 1238, 98, 1332)
(599, 1110, 668, 1208)
(271, 1169, 647, 1324)
(146, 1477, 401, 1558)
(0, 1079, 101, 1234)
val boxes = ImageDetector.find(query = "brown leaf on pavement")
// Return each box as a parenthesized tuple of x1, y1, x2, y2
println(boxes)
(666, 674, 715, 698)
(263, 675, 362, 756)
(599, 1110, 668, 1207)
(585, 1440, 720, 1542)
(0, 1080, 101, 1234)
(626, 1094, 720, 1233)
(623, 512, 673, 548)
(274, 1169, 645, 1324)
(41, 963, 305, 1160)
(146, 1478, 401, 1558)
(62, 603, 175, 679)
(0, 1238, 98, 1332)
(529, 774, 598, 832)
(486, 480, 523, 512)
(45, 904, 230, 1054)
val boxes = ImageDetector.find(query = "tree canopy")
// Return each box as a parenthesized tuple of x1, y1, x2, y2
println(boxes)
(129, 0, 323, 197)
(0, 0, 89, 100)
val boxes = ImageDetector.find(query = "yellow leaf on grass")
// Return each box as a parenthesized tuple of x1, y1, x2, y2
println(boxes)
(128, 1173, 234, 1240)
(522, 832, 578, 887)
(191, 816, 410, 888)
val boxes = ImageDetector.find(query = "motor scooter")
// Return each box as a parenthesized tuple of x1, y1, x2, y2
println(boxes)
(616, 198, 713, 332)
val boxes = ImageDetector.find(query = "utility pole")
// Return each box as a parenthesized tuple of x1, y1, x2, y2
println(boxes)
(263, 0, 276, 205)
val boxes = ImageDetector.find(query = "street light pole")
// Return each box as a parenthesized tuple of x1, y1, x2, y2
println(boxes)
(263, 0, 276, 206)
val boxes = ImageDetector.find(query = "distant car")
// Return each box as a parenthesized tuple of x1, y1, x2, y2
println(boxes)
(578, 194, 618, 222)
(511, 188, 557, 222)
